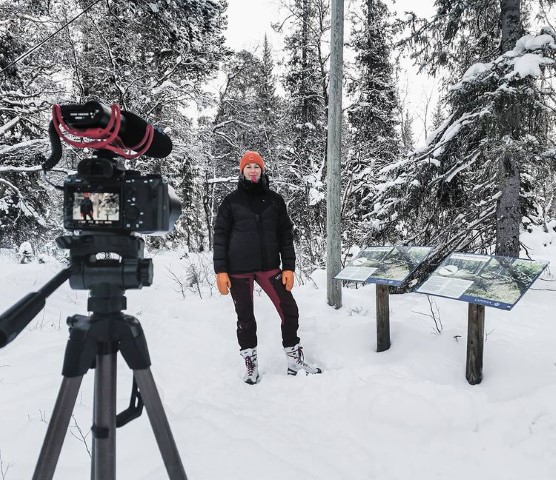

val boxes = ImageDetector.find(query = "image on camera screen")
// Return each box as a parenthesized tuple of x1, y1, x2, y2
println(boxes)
(72, 192, 120, 225)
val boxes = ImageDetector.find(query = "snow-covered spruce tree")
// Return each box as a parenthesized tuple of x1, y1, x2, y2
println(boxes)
(212, 50, 270, 178)
(163, 122, 210, 251)
(373, 0, 556, 263)
(256, 36, 283, 170)
(276, 0, 330, 268)
(399, 110, 415, 154)
(344, 0, 401, 248)
(0, 1, 65, 249)
(430, 100, 446, 133)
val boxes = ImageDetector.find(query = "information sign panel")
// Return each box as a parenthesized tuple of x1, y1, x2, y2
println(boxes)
(416, 253, 549, 310)
(335, 246, 432, 286)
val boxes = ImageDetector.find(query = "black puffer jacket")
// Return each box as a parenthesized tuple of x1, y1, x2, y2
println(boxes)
(213, 175, 295, 274)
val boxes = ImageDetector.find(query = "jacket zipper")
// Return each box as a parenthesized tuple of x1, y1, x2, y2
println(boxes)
(254, 212, 268, 270)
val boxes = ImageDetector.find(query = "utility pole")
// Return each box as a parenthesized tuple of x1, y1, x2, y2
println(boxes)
(326, 0, 344, 308)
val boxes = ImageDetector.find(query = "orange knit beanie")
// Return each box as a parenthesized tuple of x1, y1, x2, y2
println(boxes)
(239, 151, 265, 172)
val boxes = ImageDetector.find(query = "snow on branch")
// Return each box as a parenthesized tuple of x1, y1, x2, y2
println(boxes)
(0, 178, 41, 223)
(0, 139, 48, 157)
(452, 32, 556, 89)
(513, 34, 556, 54)
(445, 151, 481, 183)
(0, 164, 42, 173)
(212, 119, 254, 132)
(0, 116, 20, 135)
(206, 176, 238, 184)
(505, 53, 554, 79)
(378, 157, 412, 175)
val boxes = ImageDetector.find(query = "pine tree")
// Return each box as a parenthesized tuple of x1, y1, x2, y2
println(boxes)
(165, 123, 208, 251)
(212, 50, 267, 176)
(430, 101, 446, 133)
(400, 111, 415, 154)
(344, 0, 401, 247)
(277, 0, 330, 268)
(256, 35, 282, 164)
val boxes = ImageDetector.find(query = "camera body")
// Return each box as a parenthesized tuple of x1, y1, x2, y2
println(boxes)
(63, 156, 180, 234)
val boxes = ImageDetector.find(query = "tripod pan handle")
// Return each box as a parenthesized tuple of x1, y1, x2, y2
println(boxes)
(0, 293, 45, 348)
(0, 267, 71, 348)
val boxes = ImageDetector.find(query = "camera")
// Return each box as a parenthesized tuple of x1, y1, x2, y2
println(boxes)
(63, 156, 181, 234)
(43, 101, 181, 234)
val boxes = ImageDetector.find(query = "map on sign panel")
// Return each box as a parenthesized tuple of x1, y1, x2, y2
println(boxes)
(335, 246, 432, 286)
(416, 253, 549, 310)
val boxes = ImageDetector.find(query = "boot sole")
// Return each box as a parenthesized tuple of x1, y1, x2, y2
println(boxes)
(288, 367, 322, 376)
(244, 375, 260, 385)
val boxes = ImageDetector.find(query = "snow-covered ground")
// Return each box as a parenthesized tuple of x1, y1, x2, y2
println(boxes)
(1, 228, 555, 479)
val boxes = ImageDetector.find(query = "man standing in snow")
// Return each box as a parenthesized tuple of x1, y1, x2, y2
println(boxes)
(213, 151, 322, 384)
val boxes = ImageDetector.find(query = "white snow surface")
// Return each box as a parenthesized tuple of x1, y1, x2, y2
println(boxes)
(0, 228, 556, 479)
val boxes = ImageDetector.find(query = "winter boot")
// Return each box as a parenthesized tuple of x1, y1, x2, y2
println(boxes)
(240, 347, 260, 384)
(284, 344, 322, 376)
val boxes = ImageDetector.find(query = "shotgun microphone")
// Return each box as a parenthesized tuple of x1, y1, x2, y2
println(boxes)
(57, 101, 172, 158)
(119, 110, 173, 159)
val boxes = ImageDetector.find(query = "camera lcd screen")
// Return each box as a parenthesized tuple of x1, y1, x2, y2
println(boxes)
(72, 191, 120, 226)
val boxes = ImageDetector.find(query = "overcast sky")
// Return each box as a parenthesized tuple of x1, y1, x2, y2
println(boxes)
(224, 0, 435, 51)
(225, 0, 284, 51)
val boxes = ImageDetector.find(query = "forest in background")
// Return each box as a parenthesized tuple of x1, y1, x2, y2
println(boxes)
(1, 0, 555, 282)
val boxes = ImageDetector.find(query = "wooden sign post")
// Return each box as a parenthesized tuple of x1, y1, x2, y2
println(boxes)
(376, 284, 390, 352)
(466, 303, 485, 384)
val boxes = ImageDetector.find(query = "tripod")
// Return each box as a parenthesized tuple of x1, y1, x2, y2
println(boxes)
(0, 234, 187, 480)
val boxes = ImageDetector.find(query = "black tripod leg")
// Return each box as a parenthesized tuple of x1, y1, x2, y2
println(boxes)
(33, 376, 83, 480)
(133, 368, 188, 480)
(92, 352, 118, 480)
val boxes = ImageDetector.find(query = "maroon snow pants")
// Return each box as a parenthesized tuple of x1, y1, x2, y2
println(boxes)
(229, 269, 300, 350)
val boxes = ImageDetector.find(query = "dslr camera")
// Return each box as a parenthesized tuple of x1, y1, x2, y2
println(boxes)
(44, 101, 181, 234)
